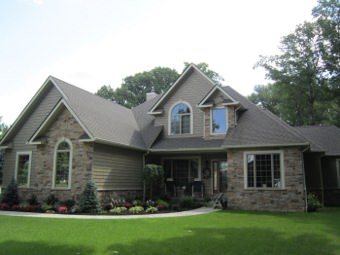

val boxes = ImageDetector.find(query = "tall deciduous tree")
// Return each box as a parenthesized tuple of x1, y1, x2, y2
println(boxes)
(253, 0, 340, 127)
(96, 67, 179, 108)
(0, 117, 8, 140)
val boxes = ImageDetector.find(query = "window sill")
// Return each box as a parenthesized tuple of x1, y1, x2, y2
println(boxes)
(244, 188, 286, 191)
(52, 188, 71, 191)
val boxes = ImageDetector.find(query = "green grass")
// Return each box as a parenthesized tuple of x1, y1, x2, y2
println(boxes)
(0, 208, 339, 255)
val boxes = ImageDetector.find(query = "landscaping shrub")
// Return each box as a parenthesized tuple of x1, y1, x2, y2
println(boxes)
(307, 193, 322, 212)
(143, 164, 164, 200)
(156, 199, 170, 210)
(45, 193, 59, 206)
(145, 206, 158, 214)
(79, 180, 101, 214)
(1, 177, 19, 206)
(129, 206, 144, 214)
(176, 196, 196, 209)
(27, 194, 39, 206)
(110, 206, 127, 215)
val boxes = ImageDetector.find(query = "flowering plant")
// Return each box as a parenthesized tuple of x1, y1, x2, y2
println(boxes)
(123, 202, 132, 209)
(0, 202, 9, 210)
(57, 205, 68, 213)
(11, 204, 20, 210)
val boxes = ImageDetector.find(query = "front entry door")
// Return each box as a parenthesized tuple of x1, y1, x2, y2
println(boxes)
(212, 160, 228, 193)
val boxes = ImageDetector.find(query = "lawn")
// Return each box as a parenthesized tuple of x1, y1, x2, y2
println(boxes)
(0, 208, 339, 255)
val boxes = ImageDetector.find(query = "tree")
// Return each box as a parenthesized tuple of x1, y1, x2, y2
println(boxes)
(0, 117, 8, 140)
(255, 20, 338, 126)
(143, 164, 164, 201)
(96, 67, 179, 108)
(248, 84, 280, 116)
(184, 62, 224, 84)
(79, 180, 101, 213)
(1, 177, 20, 206)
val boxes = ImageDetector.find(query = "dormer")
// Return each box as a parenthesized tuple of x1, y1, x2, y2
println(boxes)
(198, 85, 243, 138)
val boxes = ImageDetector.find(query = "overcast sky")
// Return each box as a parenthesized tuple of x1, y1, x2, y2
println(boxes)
(0, 0, 317, 125)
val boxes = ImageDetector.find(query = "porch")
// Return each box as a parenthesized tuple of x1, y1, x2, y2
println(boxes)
(146, 153, 228, 199)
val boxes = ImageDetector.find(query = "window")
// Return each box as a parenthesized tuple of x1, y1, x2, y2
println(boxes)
(170, 103, 191, 135)
(163, 158, 200, 183)
(53, 140, 72, 189)
(212, 108, 227, 134)
(244, 151, 284, 189)
(15, 152, 32, 187)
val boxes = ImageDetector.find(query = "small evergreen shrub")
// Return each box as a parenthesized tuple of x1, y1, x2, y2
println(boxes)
(79, 180, 101, 214)
(1, 177, 20, 206)
(177, 196, 196, 209)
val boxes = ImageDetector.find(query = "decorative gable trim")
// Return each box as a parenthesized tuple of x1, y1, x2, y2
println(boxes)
(28, 99, 93, 144)
(197, 85, 240, 108)
(148, 64, 215, 115)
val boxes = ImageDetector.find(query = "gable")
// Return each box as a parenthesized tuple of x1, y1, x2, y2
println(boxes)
(29, 100, 91, 144)
(148, 64, 215, 114)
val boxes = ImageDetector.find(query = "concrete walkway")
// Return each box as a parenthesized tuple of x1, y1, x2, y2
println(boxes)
(0, 207, 220, 219)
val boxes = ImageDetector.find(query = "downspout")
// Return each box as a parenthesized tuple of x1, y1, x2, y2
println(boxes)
(301, 146, 310, 212)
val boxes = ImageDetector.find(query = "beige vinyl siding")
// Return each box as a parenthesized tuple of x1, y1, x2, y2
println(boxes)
(93, 143, 143, 190)
(2, 85, 62, 186)
(154, 69, 214, 137)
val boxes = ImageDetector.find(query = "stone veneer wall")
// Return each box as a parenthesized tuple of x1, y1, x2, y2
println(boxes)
(20, 107, 94, 203)
(226, 147, 306, 212)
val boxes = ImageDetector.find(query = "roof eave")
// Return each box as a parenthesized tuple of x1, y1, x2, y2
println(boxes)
(90, 138, 147, 152)
(222, 142, 310, 149)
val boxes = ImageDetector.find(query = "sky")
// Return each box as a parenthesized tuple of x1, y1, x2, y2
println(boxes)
(0, 0, 318, 125)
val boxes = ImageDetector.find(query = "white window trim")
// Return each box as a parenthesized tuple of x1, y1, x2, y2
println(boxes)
(210, 107, 228, 135)
(15, 151, 32, 188)
(162, 156, 201, 181)
(168, 101, 193, 136)
(336, 159, 340, 189)
(52, 138, 73, 189)
(243, 150, 285, 189)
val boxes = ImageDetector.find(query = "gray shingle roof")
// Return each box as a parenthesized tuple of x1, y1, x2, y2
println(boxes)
(220, 86, 307, 148)
(51, 77, 146, 150)
(294, 125, 340, 156)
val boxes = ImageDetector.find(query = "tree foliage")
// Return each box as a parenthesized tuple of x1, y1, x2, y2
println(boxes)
(143, 164, 164, 201)
(79, 179, 101, 213)
(96, 67, 179, 108)
(1, 177, 20, 206)
(0, 117, 8, 140)
(252, 0, 339, 126)
(96, 62, 223, 108)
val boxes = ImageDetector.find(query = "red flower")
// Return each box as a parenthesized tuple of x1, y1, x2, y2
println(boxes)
(123, 202, 132, 209)
(57, 205, 68, 213)
(11, 204, 20, 210)
(0, 202, 9, 210)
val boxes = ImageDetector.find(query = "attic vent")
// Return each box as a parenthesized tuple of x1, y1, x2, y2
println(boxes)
(146, 92, 158, 101)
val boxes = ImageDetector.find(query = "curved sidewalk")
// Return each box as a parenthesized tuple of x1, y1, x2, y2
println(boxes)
(0, 207, 220, 219)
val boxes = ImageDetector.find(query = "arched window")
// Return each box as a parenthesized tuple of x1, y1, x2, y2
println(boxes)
(170, 103, 191, 135)
(53, 140, 72, 189)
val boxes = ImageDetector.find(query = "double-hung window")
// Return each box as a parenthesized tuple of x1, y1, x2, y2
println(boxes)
(245, 151, 284, 189)
(53, 140, 72, 189)
(15, 152, 32, 187)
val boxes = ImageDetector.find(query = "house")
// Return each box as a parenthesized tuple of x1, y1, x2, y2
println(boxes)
(294, 125, 340, 206)
(1, 64, 337, 212)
